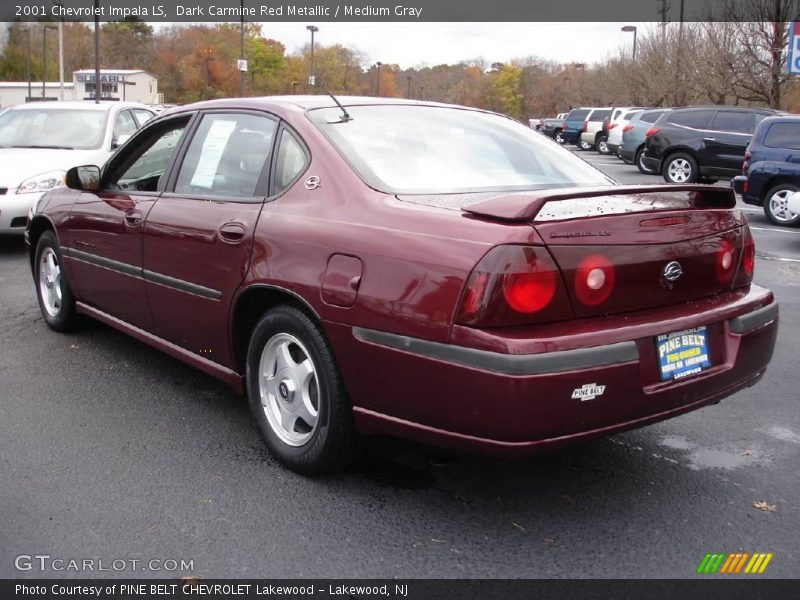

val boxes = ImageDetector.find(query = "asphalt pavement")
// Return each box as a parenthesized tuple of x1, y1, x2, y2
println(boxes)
(1, 149, 798, 579)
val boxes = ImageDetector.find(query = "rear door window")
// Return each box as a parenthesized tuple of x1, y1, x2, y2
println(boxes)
(641, 110, 666, 123)
(667, 110, 714, 129)
(592, 109, 612, 121)
(764, 122, 800, 150)
(711, 111, 753, 134)
(566, 109, 591, 121)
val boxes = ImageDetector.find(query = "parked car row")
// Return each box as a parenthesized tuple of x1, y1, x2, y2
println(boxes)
(535, 104, 800, 227)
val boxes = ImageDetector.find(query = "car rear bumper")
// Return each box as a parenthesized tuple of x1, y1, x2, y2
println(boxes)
(331, 286, 778, 457)
(619, 147, 636, 163)
(607, 143, 619, 154)
(732, 175, 748, 195)
(641, 155, 662, 173)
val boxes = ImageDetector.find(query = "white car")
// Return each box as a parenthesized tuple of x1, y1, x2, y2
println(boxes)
(606, 107, 645, 156)
(787, 191, 800, 216)
(0, 101, 154, 235)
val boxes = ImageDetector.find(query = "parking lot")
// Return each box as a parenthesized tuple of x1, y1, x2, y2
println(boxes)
(1, 151, 798, 579)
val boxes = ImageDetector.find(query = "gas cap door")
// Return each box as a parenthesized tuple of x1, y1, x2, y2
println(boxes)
(321, 254, 363, 308)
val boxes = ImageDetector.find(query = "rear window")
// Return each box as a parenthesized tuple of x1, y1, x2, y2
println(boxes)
(566, 108, 591, 121)
(590, 109, 612, 121)
(711, 111, 753, 134)
(640, 110, 667, 123)
(667, 110, 714, 129)
(764, 122, 800, 150)
(623, 110, 640, 121)
(310, 105, 611, 195)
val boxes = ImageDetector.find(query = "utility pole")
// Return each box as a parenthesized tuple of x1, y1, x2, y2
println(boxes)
(93, 0, 100, 103)
(43, 25, 57, 100)
(375, 61, 382, 96)
(306, 25, 318, 92)
(406, 75, 412, 98)
(25, 27, 32, 102)
(239, 0, 245, 96)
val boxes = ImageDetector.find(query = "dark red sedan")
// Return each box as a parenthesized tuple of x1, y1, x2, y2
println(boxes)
(27, 97, 778, 474)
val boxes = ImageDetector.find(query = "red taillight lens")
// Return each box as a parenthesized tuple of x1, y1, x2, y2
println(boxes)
(574, 254, 616, 306)
(582, 121, 588, 132)
(645, 127, 660, 137)
(743, 150, 750, 175)
(715, 238, 737, 284)
(608, 123, 618, 130)
(457, 246, 572, 327)
(623, 124, 635, 133)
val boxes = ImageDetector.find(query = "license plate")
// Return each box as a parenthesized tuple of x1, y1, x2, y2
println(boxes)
(656, 326, 711, 381)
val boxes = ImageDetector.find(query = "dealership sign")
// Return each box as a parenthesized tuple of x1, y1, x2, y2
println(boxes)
(788, 22, 800, 74)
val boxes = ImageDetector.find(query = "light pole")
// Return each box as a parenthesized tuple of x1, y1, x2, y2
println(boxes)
(42, 25, 57, 100)
(239, 0, 245, 96)
(375, 61, 383, 96)
(621, 25, 638, 61)
(93, 0, 100, 103)
(306, 25, 318, 92)
(25, 26, 32, 102)
(406, 75, 412, 98)
(203, 50, 215, 100)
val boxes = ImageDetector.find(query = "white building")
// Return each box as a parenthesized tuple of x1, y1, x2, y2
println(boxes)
(0, 69, 159, 109)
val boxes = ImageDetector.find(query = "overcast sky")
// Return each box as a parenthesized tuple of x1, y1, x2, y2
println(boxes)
(255, 22, 657, 68)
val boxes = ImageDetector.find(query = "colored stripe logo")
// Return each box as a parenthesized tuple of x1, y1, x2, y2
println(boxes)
(697, 553, 773, 574)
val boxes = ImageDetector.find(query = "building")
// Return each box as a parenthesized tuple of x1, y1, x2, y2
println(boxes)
(0, 69, 159, 109)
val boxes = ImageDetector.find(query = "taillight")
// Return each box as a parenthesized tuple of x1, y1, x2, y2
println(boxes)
(623, 124, 635, 133)
(734, 227, 755, 288)
(608, 123, 618, 130)
(716, 238, 737, 284)
(456, 245, 572, 327)
(645, 127, 660, 137)
(743, 150, 751, 175)
(574, 254, 616, 306)
(582, 121, 588, 132)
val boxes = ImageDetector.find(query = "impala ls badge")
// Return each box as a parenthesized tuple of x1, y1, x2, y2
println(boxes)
(662, 261, 683, 282)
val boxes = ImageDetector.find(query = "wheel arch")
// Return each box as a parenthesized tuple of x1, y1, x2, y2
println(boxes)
(760, 176, 800, 205)
(229, 284, 323, 375)
(26, 215, 58, 274)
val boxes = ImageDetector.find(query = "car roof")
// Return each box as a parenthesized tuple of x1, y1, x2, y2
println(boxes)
(7, 100, 152, 112)
(668, 105, 781, 113)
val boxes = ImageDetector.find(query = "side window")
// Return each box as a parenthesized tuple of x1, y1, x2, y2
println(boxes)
(175, 113, 277, 198)
(668, 110, 713, 129)
(113, 110, 138, 141)
(764, 122, 800, 150)
(641, 110, 664, 124)
(273, 129, 309, 195)
(711, 111, 753, 134)
(132, 109, 154, 127)
(106, 119, 188, 192)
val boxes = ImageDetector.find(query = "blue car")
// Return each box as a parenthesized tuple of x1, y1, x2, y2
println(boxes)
(733, 115, 800, 227)
(562, 107, 594, 145)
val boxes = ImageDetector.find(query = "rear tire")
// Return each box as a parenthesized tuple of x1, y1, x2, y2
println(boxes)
(246, 305, 358, 474)
(597, 136, 610, 155)
(34, 231, 79, 332)
(763, 183, 800, 227)
(578, 138, 593, 151)
(554, 130, 565, 144)
(635, 146, 657, 174)
(662, 152, 698, 184)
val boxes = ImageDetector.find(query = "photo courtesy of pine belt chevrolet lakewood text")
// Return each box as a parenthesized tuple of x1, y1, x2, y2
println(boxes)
(26, 97, 778, 474)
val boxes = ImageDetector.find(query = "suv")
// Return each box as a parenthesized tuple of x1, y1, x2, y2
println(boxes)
(732, 115, 800, 226)
(642, 106, 780, 184)
(578, 107, 613, 151)
(562, 107, 595, 145)
(620, 108, 672, 173)
(605, 107, 645, 156)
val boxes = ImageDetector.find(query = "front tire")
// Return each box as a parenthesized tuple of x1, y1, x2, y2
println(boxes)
(662, 152, 698, 184)
(554, 130, 566, 144)
(246, 305, 358, 474)
(597, 136, 610, 155)
(763, 183, 800, 227)
(578, 138, 593, 151)
(34, 231, 78, 332)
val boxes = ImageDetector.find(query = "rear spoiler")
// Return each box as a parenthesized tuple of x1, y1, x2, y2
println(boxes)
(462, 184, 736, 223)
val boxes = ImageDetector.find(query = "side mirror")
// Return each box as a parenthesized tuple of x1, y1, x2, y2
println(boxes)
(112, 134, 131, 150)
(65, 165, 101, 191)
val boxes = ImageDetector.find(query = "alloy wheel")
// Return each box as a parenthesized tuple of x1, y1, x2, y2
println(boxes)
(38, 247, 63, 317)
(767, 189, 800, 224)
(667, 158, 692, 183)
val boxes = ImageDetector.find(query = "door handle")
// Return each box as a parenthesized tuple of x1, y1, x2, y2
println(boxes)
(124, 210, 142, 226)
(703, 137, 717, 142)
(218, 221, 246, 244)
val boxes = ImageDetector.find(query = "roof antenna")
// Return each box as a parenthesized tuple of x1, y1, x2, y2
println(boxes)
(326, 91, 352, 123)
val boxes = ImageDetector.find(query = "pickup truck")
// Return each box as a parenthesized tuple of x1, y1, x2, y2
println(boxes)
(732, 115, 800, 227)
(536, 113, 568, 143)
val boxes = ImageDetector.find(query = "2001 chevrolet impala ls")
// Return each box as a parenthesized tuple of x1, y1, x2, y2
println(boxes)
(27, 96, 778, 473)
